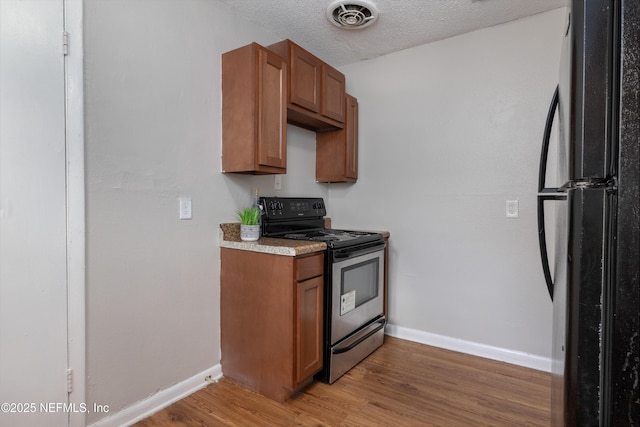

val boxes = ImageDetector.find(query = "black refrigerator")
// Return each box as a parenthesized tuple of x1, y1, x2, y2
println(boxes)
(537, 0, 639, 425)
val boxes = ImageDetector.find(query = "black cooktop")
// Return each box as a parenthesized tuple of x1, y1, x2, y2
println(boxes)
(260, 197, 383, 249)
(284, 228, 379, 242)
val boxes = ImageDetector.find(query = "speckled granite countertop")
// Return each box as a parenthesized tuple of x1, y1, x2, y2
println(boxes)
(219, 223, 326, 256)
(219, 223, 390, 257)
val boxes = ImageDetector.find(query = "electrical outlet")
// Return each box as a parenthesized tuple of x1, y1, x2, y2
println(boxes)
(274, 175, 282, 190)
(506, 200, 519, 218)
(179, 198, 192, 220)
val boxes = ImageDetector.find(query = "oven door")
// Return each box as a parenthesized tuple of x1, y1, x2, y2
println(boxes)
(330, 241, 385, 344)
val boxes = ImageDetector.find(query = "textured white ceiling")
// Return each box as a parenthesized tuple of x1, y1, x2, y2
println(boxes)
(217, 0, 567, 66)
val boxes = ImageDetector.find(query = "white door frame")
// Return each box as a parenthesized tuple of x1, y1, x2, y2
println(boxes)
(64, 1, 85, 426)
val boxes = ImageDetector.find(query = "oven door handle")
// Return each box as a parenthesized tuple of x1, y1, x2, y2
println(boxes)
(332, 317, 387, 355)
(332, 241, 386, 259)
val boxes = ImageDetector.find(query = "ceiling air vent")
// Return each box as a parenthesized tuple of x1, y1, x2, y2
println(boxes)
(326, 0, 378, 30)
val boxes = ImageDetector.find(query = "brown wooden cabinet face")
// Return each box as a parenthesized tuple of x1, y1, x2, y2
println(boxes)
(258, 48, 287, 169)
(222, 43, 286, 174)
(221, 249, 323, 401)
(223, 39, 352, 174)
(295, 275, 323, 384)
(268, 39, 345, 131)
(316, 94, 358, 182)
(289, 44, 321, 113)
(321, 64, 346, 123)
(345, 95, 358, 180)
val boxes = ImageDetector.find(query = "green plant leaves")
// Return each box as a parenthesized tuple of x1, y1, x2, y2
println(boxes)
(236, 207, 261, 225)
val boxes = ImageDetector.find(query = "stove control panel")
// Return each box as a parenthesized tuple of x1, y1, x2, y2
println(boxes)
(260, 197, 326, 219)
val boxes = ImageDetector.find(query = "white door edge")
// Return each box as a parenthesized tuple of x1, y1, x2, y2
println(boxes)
(64, 1, 86, 426)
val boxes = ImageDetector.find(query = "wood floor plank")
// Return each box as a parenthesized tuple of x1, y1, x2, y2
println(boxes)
(135, 336, 550, 426)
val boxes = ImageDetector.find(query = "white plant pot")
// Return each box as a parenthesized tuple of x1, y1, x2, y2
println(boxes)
(240, 224, 260, 241)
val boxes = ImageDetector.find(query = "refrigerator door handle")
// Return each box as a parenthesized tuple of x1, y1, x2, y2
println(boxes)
(538, 85, 559, 193)
(538, 194, 565, 300)
(537, 85, 563, 300)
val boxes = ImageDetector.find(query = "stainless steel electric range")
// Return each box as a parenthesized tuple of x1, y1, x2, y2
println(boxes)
(260, 196, 387, 384)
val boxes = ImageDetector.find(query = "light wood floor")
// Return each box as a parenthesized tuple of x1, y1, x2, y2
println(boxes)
(135, 336, 551, 426)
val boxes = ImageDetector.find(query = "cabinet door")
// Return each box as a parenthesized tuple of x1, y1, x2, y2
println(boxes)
(222, 43, 286, 174)
(345, 94, 358, 180)
(295, 276, 324, 384)
(258, 47, 287, 170)
(315, 94, 358, 183)
(321, 63, 346, 123)
(289, 43, 321, 113)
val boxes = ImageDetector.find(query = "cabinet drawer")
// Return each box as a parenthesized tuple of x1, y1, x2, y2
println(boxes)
(296, 253, 324, 282)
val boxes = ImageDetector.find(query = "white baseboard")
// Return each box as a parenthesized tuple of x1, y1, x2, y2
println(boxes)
(385, 323, 552, 373)
(88, 364, 223, 427)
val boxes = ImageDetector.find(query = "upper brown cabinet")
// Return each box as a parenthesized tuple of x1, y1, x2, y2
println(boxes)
(222, 42, 287, 174)
(316, 94, 358, 182)
(269, 40, 345, 132)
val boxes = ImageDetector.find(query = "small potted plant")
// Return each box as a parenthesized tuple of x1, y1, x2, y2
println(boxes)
(237, 207, 261, 241)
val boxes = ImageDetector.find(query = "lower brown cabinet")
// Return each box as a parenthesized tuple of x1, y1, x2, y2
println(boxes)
(220, 249, 324, 402)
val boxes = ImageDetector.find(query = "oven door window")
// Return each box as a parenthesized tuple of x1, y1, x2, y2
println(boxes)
(340, 258, 379, 315)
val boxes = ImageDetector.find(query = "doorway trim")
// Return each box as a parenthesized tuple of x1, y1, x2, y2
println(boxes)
(64, 1, 85, 426)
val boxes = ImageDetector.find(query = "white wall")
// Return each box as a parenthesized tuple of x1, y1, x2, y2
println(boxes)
(328, 8, 566, 360)
(84, 0, 322, 423)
